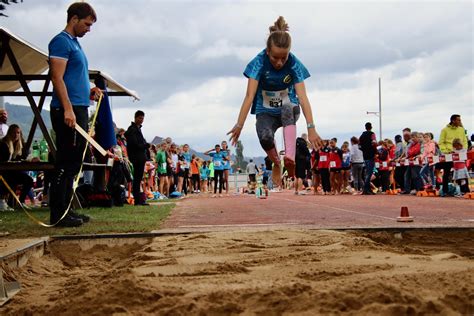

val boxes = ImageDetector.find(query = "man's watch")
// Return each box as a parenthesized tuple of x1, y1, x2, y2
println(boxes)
(307, 123, 315, 129)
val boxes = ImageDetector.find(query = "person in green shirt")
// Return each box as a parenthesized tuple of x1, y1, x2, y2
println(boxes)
(155, 142, 169, 197)
(208, 161, 215, 193)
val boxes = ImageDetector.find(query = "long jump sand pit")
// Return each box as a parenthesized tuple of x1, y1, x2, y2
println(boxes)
(3, 229, 473, 315)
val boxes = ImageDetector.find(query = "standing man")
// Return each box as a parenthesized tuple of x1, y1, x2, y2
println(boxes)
(359, 122, 377, 195)
(0, 109, 8, 138)
(438, 114, 468, 196)
(246, 159, 258, 186)
(125, 110, 150, 206)
(48, 2, 101, 227)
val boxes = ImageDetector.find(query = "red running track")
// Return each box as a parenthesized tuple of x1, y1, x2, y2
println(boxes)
(160, 191, 474, 231)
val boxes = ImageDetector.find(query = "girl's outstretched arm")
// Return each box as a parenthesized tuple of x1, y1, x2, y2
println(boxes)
(227, 78, 258, 146)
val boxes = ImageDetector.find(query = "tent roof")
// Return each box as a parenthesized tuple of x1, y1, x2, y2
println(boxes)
(0, 27, 140, 100)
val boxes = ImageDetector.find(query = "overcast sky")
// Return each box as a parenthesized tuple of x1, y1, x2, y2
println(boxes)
(2, 0, 472, 156)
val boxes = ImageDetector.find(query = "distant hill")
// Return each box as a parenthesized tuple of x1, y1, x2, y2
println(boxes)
(4, 102, 52, 140)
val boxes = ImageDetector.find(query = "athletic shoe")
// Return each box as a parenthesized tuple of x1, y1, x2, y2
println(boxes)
(69, 211, 90, 223)
(297, 191, 307, 195)
(54, 215, 83, 227)
(270, 188, 282, 193)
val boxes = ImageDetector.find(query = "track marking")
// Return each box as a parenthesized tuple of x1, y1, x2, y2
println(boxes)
(179, 223, 301, 228)
(274, 197, 396, 221)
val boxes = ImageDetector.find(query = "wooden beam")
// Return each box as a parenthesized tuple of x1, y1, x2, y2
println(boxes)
(25, 77, 52, 152)
(3, 39, 56, 159)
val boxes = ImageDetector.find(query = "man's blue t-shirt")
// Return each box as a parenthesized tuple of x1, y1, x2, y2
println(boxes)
(209, 152, 225, 171)
(49, 31, 90, 108)
(244, 49, 310, 116)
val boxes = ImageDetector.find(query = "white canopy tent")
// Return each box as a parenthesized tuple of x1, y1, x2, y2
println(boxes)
(0, 27, 140, 156)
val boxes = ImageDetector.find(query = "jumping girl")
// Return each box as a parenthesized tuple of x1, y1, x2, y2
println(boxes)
(228, 16, 323, 189)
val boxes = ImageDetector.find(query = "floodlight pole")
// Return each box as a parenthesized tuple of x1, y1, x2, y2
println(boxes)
(366, 78, 382, 141)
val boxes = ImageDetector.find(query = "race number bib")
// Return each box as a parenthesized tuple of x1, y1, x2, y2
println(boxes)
(382, 162, 388, 168)
(214, 161, 221, 167)
(262, 89, 290, 109)
(161, 163, 166, 170)
(320, 156, 327, 162)
(329, 161, 336, 168)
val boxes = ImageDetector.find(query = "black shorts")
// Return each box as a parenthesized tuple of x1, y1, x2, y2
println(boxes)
(295, 165, 307, 179)
(330, 168, 341, 173)
(249, 174, 256, 183)
(341, 167, 350, 171)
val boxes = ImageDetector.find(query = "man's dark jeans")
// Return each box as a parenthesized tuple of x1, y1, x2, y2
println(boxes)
(363, 159, 375, 193)
(49, 106, 89, 222)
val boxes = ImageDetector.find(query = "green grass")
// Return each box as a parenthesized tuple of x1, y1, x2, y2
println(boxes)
(0, 203, 174, 238)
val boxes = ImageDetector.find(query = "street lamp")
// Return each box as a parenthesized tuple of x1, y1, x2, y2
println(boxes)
(366, 78, 382, 140)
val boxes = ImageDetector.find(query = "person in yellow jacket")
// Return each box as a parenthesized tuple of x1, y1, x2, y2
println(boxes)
(438, 114, 468, 196)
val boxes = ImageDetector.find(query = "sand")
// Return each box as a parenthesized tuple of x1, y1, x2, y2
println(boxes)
(2, 229, 473, 315)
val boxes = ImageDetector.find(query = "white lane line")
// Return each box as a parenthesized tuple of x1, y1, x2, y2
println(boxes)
(274, 197, 396, 221)
(179, 223, 300, 228)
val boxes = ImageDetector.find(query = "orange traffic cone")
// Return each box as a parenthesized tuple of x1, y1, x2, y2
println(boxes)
(397, 206, 414, 222)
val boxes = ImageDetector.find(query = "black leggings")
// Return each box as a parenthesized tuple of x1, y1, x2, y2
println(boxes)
(320, 168, 331, 193)
(214, 170, 224, 194)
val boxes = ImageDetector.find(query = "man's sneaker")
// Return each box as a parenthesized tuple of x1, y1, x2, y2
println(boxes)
(69, 211, 90, 223)
(0, 204, 15, 212)
(0, 199, 14, 212)
(54, 215, 83, 227)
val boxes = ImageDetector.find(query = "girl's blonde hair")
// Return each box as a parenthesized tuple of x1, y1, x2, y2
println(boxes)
(2, 124, 23, 160)
(452, 138, 463, 147)
(266, 16, 291, 50)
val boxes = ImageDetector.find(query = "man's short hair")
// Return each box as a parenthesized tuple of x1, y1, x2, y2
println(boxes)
(134, 110, 145, 118)
(67, 2, 97, 22)
(402, 127, 411, 133)
(365, 122, 372, 130)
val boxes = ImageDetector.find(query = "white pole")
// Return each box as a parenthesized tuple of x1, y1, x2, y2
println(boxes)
(378, 78, 382, 140)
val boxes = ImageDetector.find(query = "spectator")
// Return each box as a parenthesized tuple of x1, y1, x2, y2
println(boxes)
(199, 161, 209, 193)
(156, 142, 169, 197)
(0, 124, 34, 210)
(359, 122, 377, 195)
(246, 158, 258, 184)
(350, 136, 364, 194)
(452, 138, 470, 194)
(125, 110, 150, 206)
(190, 154, 200, 193)
(295, 135, 310, 195)
(0, 108, 9, 210)
(328, 138, 343, 194)
(0, 108, 8, 138)
(402, 132, 422, 194)
(341, 142, 351, 193)
(438, 114, 468, 196)
(205, 144, 225, 197)
(420, 132, 436, 188)
(318, 140, 331, 194)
